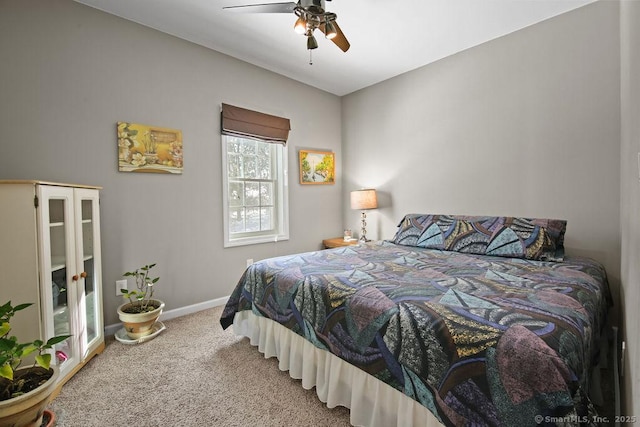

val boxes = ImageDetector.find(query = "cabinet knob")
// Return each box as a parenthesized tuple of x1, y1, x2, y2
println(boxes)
(80, 272, 87, 278)
(72, 274, 79, 281)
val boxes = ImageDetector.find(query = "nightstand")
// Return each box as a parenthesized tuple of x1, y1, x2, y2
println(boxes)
(322, 237, 360, 249)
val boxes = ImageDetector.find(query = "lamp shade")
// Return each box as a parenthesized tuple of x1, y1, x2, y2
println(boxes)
(294, 16, 307, 34)
(350, 189, 378, 210)
(324, 20, 337, 39)
(307, 33, 318, 50)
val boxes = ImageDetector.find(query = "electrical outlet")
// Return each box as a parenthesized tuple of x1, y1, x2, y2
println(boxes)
(116, 279, 127, 296)
(246, 258, 253, 268)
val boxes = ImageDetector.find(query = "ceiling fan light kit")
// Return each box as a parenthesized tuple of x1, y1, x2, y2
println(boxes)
(306, 32, 318, 50)
(323, 20, 337, 39)
(294, 16, 307, 34)
(224, 0, 350, 55)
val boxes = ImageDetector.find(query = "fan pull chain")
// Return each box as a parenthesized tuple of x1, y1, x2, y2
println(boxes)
(309, 49, 313, 65)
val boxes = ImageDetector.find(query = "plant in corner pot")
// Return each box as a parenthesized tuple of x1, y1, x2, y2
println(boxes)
(0, 301, 70, 427)
(117, 263, 165, 340)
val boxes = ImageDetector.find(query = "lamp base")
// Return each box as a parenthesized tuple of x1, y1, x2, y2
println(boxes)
(359, 211, 369, 243)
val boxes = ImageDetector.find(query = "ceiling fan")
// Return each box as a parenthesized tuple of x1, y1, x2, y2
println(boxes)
(223, 0, 350, 53)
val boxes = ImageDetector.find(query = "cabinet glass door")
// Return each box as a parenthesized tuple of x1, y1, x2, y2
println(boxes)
(76, 192, 102, 355)
(42, 187, 78, 379)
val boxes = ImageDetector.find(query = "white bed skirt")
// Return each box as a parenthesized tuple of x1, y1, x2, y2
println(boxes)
(233, 310, 442, 427)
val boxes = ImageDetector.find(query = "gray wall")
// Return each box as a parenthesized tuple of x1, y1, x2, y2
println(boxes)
(620, 0, 640, 417)
(0, 0, 343, 325)
(342, 0, 628, 412)
(342, 1, 621, 309)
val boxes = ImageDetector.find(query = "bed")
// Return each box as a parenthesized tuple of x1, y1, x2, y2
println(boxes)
(220, 214, 612, 426)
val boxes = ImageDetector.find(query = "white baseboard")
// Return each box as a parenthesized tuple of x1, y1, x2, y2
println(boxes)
(104, 296, 229, 336)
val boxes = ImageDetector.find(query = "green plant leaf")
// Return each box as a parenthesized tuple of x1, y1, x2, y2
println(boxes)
(35, 353, 52, 370)
(20, 344, 38, 357)
(0, 301, 11, 317)
(0, 363, 13, 380)
(0, 322, 10, 337)
(10, 358, 20, 370)
(12, 303, 32, 313)
(46, 335, 71, 346)
(0, 337, 16, 351)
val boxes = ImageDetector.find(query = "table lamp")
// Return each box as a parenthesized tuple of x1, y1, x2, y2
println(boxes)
(350, 189, 378, 242)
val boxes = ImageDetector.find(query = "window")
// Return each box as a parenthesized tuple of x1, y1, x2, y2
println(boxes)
(220, 103, 291, 247)
(222, 135, 289, 247)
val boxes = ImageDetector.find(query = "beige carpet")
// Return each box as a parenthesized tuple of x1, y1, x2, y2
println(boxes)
(49, 305, 616, 426)
(49, 305, 352, 426)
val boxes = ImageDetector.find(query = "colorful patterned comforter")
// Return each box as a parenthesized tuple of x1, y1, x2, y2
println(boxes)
(220, 241, 611, 426)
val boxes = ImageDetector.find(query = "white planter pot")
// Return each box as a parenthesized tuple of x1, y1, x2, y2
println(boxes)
(0, 366, 58, 427)
(117, 299, 165, 339)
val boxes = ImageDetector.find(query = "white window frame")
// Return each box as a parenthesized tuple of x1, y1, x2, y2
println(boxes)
(222, 135, 289, 247)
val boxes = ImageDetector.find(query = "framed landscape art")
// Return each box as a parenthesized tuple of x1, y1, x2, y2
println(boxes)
(299, 150, 335, 185)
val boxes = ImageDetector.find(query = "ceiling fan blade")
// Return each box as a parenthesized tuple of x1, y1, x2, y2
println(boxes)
(223, 2, 297, 13)
(319, 20, 350, 52)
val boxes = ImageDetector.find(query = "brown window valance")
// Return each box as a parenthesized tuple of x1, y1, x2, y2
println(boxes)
(221, 103, 291, 145)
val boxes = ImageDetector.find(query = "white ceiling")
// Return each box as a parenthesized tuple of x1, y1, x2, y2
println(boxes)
(74, 0, 595, 96)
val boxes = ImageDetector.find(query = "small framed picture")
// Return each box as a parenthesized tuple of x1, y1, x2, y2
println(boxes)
(299, 149, 335, 185)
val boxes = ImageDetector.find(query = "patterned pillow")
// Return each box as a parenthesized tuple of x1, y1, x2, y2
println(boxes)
(390, 214, 567, 261)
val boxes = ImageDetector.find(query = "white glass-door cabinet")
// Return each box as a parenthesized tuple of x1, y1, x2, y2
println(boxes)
(0, 180, 104, 393)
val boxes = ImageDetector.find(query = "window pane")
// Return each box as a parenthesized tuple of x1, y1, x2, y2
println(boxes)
(242, 155, 257, 179)
(245, 208, 260, 232)
(229, 208, 245, 234)
(227, 153, 241, 178)
(261, 207, 274, 231)
(257, 145, 272, 179)
(239, 140, 256, 155)
(228, 181, 243, 207)
(245, 182, 259, 206)
(260, 182, 273, 206)
(228, 140, 241, 154)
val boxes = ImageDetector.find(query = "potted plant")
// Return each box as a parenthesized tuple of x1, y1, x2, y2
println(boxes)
(0, 301, 70, 427)
(117, 263, 165, 340)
